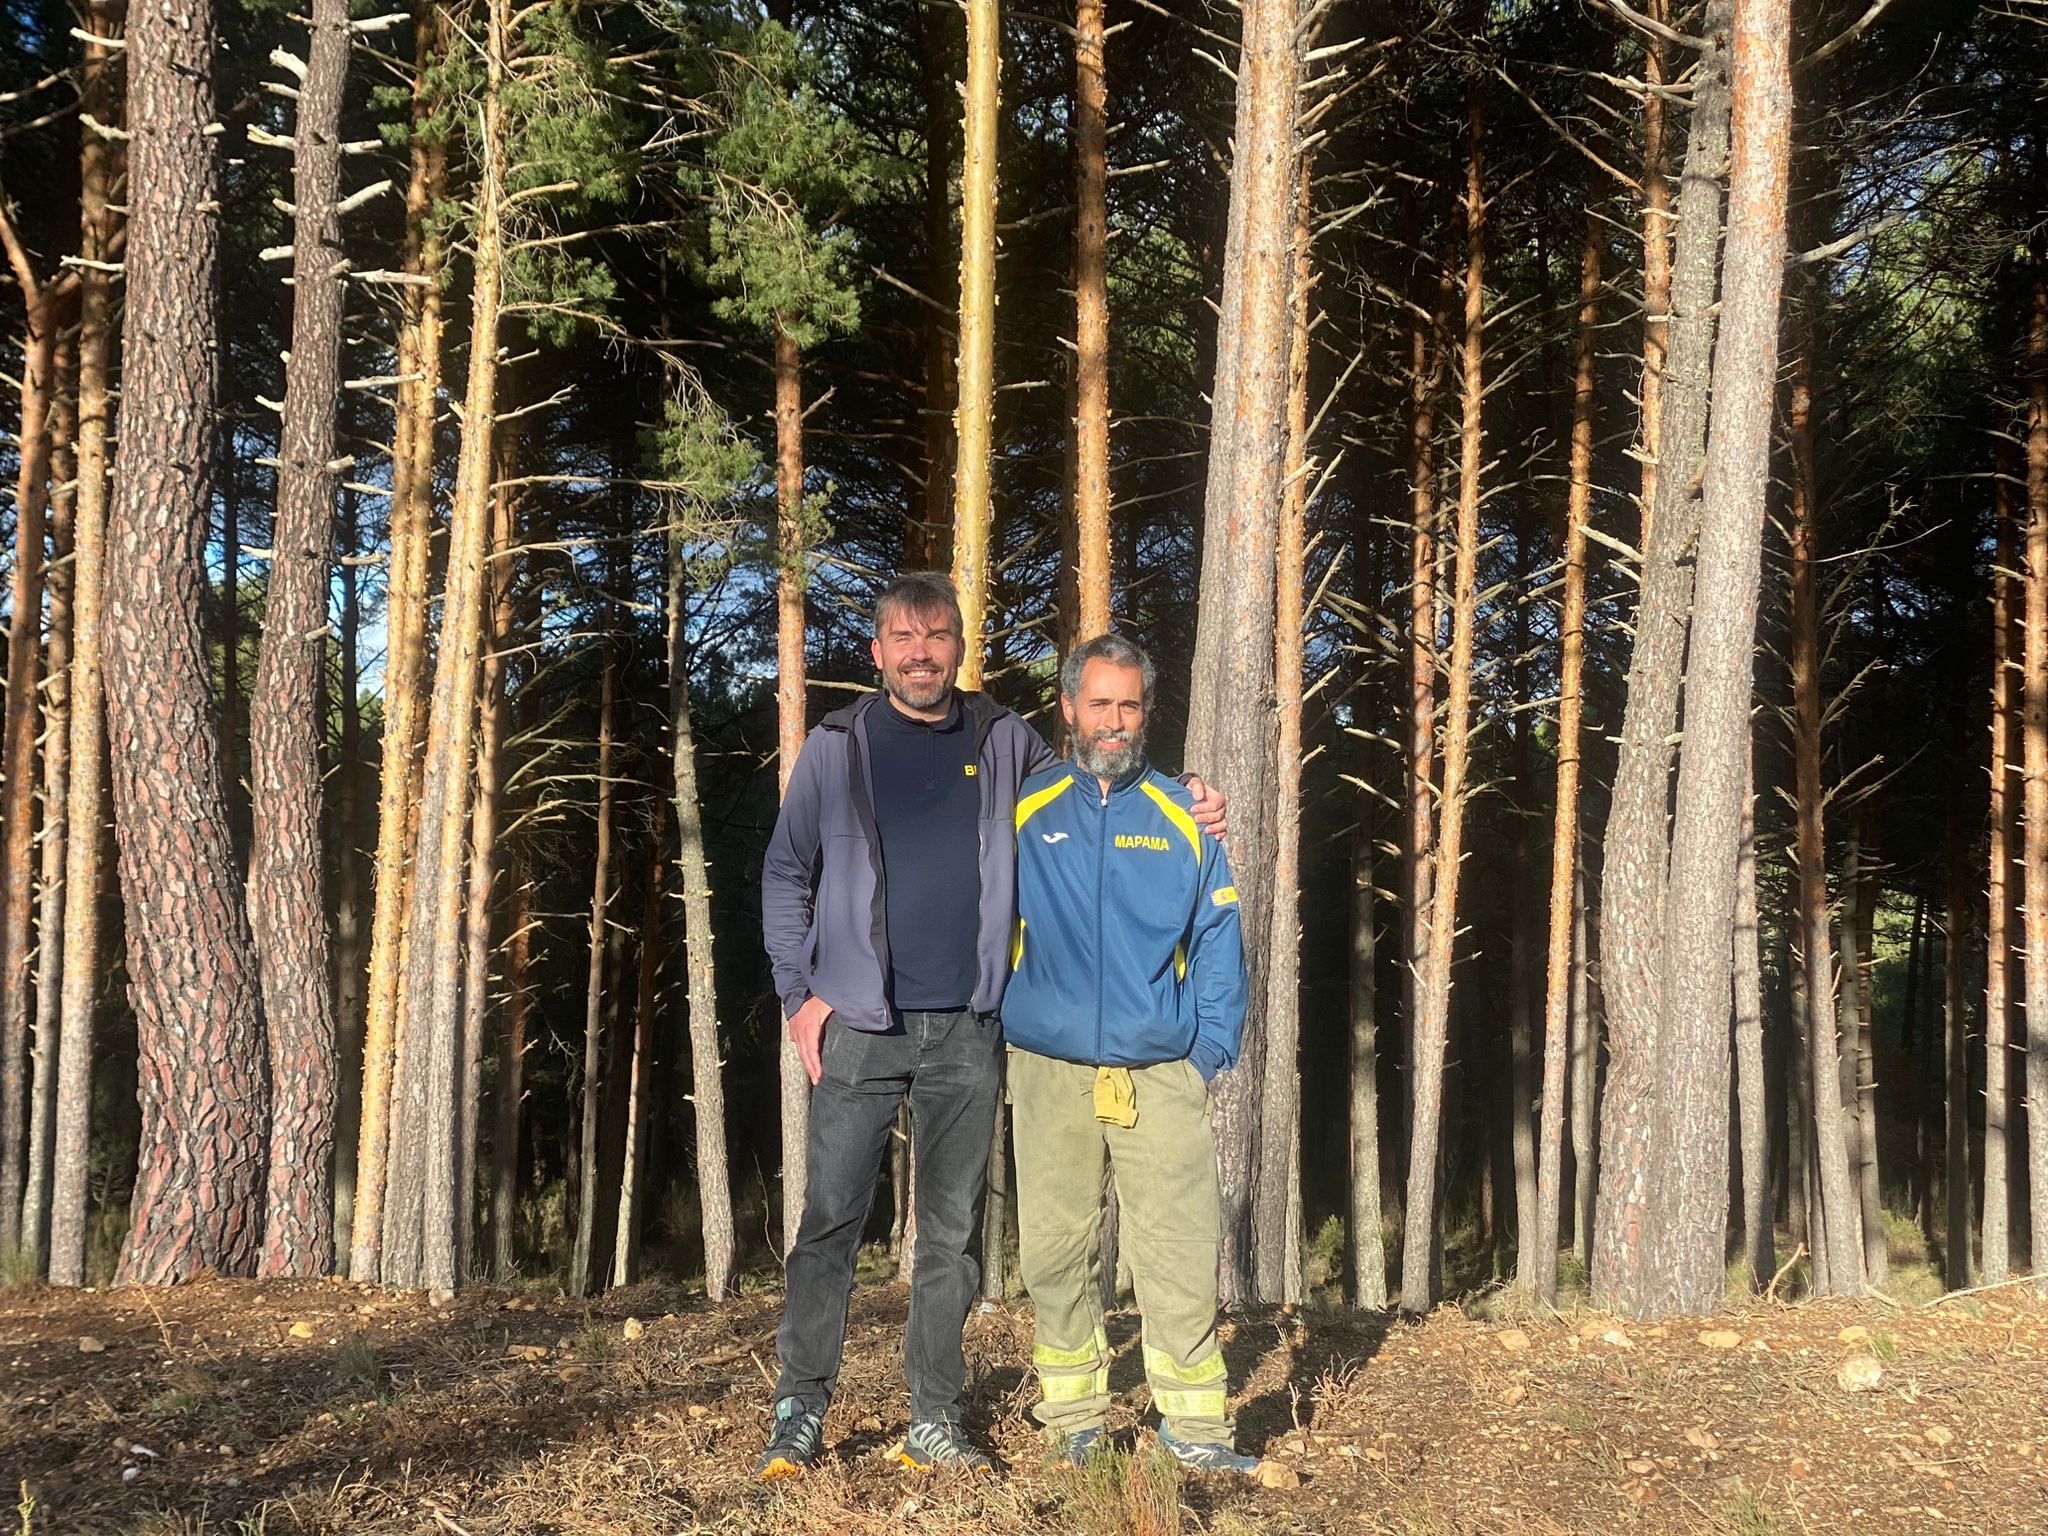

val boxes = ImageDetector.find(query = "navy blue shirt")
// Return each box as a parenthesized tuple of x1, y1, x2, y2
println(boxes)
(866, 695, 982, 1011)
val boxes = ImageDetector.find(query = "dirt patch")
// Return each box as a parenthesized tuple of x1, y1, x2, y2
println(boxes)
(4, 1277, 2045, 1533)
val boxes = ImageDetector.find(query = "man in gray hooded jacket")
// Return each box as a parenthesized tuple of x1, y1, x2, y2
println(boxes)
(755, 572, 1222, 1477)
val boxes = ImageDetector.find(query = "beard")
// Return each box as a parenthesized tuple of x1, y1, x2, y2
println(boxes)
(883, 662, 952, 711)
(1073, 724, 1144, 783)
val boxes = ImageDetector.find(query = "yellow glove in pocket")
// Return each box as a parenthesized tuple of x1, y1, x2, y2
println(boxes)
(1093, 1066, 1138, 1128)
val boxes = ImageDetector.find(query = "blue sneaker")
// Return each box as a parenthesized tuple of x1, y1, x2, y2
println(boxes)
(754, 1396, 825, 1481)
(898, 1416, 997, 1473)
(1047, 1426, 1106, 1468)
(1157, 1422, 1258, 1475)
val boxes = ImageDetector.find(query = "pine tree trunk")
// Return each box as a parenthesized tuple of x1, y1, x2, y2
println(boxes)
(381, 1, 507, 1291)
(352, 0, 450, 1283)
(1183, 0, 1301, 1310)
(1843, 819, 1887, 1284)
(1072, 0, 1112, 639)
(1569, 860, 1597, 1271)
(1984, 446, 2018, 1283)
(1530, 206, 1601, 1303)
(916, 0, 957, 567)
(668, 548, 736, 1301)
(1633, 0, 1789, 1317)
(1593, 0, 1734, 1313)
(22, 341, 76, 1273)
(1349, 808, 1386, 1306)
(614, 812, 667, 1289)
(48, 9, 123, 1286)
(950, 0, 1000, 683)
(490, 841, 533, 1281)
(1261, 159, 1313, 1302)
(104, 0, 270, 1285)
(773, 318, 810, 1258)
(1784, 308, 1864, 1295)
(2022, 254, 2048, 1280)
(0, 227, 64, 1254)
(1403, 259, 1444, 1134)
(1734, 755, 1772, 1289)
(456, 436, 519, 1281)
(571, 645, 618, 1298)
(1400, 79, 1484, 1316)
(1636, 10, 1671, 538)
(250, 0, 353, 1277)
(1945, 785, 1974, 1287)
(333, 490, 367, 1253)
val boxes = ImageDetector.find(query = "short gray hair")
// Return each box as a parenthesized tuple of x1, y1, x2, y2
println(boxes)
(874, 571, 964, 638)
(1060, 632, 1155, 709)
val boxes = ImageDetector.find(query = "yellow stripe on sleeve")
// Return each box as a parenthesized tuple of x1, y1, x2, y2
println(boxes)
(1139, 780, 1202, 860)
(1014, 773, 1076, 832)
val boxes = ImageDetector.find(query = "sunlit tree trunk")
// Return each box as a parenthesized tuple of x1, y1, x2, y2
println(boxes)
(773, 317, 810, 1257)
(1840, 818, 1887, 1284)
(1636, 11, 1671, 539)
(1071, 0, 1112, 639)
(381, 0, 507, 1291)
(333, 489, 367, 1251)
(1529, 205, 1601, 1303)
(353, 0, 451, 1283)
(1399, 79, 1484, 1316)
(614, 809, 667, 1288)
(916, 0, 957, 567)
(104, 0, 270, 1285)
(951, 0, 999, 683)
(1349, 516, 1387, 1307)
(1594, 0, 1733, 1310)
(2022, 253, 2048, 1275)
(1734, 754, 1772, 1289)
(1263, 160, 1313, 1302)
(1183, 0, 1301, 1309)
(668, 547, 736, 1301)
(1984, 446, 2019, 1283)
(1633, 0, 1790, 1316)
(48, 7, 124, 1286)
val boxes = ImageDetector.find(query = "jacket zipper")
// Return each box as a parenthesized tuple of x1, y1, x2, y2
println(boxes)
(1094, 776, 1108, 1063)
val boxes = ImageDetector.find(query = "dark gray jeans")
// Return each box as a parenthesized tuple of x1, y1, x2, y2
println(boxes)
(774, 1008, 1002, 1422)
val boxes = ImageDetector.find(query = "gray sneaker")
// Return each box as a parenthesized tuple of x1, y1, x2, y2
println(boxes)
(897, 1416, 997, 1473)
(1157, 1422, 1258, 1475)
(754, 1396, 825, 1481)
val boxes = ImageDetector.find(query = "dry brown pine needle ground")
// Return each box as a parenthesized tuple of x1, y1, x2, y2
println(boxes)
(3, 1277, 2045, 1535)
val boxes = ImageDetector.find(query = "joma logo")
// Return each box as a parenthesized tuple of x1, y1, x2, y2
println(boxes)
(1115, 833, 1170, 851)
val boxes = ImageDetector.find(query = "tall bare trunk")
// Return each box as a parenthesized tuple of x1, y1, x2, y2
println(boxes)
(1072, 0, 1112, 638)
(381, 0, 506, 1291)
(614, 809, 667, 1288)
(104, 0, 270, 1285)
(1633, 0, 1790, 1317)
(1529, 206, 1601, 1303)
(2022, 254, 2048, 1277)
(22, 338, 76, 1272)
(1984, 445, 2019, 1282)
(1784, 308, 1864, 1295)
(1262, 160, 1313, 1302)
(1399, 80, 1484, 1316)
(571, 643, 618, 1298)
(1636, 11, 1671, 538)
(1350, 809, 1386, 1305)
(352, 0, 450, 1282)
(0, 216, 66, 1253)
(773, 319, 810, 1256)
(668, 548, 736, 1300)
(1592, 0, 1733, 1310)
(1734, 755, 1772, 1289)
(916, 0, 957, 566)
(1403, 262, 1445, 1118)
(250, 0, 355, 1276)
(334, 489, 367, 1251)
(1569, 861, 1597, 1270)
(48, 7, 124, 1286)
(950, 0, 1000, 682)
(1841, 819, 1887, 1284)
(1183, 0, 1301, 1309)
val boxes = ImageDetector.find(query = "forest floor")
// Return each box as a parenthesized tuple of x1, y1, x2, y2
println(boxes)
(4, 1271, 2046, 1536)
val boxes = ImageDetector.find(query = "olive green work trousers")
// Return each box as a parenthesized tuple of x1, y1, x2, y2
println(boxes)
(1008, 1046, 1233, 1446)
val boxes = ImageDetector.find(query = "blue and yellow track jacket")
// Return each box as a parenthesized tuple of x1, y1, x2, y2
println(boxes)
(1001, 761, 1248, 1081)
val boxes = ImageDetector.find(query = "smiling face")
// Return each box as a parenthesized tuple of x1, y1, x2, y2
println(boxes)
(871, 601, 964, 716)
(1061, 656, 1148, 783)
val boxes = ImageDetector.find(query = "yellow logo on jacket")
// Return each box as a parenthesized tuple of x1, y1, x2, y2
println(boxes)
(1115, 833, 1170, 851)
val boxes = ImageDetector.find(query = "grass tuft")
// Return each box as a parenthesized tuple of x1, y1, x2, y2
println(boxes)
(1044, 1442, 1184, 1536)
(330, 1332, 381, 1391)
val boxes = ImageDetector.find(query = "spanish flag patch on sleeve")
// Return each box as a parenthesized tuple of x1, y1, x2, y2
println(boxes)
(1211, 886, 1239, 906)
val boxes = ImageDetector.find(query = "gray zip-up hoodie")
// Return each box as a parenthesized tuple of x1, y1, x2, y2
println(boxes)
(762, 690, 1057, 1032)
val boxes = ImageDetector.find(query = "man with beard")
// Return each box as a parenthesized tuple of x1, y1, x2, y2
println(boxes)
(756, 577, 1224, 1478)
(1002, 632, 1255, 1474)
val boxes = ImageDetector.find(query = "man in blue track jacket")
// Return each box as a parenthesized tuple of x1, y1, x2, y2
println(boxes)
(754, 577, 1224, 1479)
(1004, 633, 1257, 1474)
